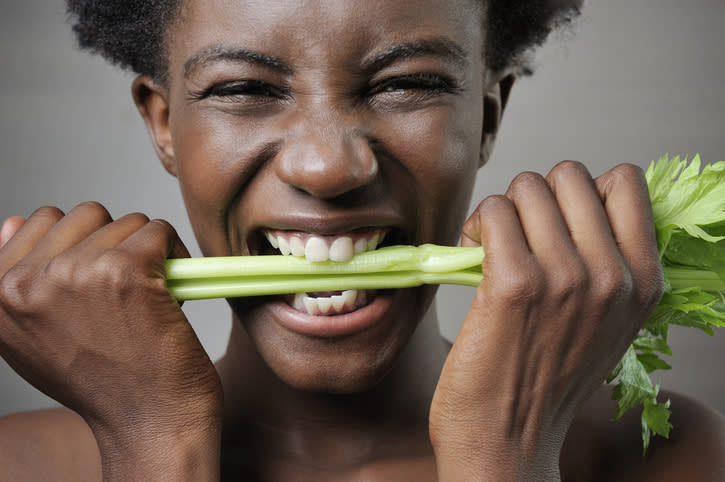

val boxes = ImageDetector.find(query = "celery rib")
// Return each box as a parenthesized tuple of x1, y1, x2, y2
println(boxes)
(165, 246, 725, 302)
(166, 269, 484, 301)
(165, 245, 485, 301)
(663, 266, 725, 292)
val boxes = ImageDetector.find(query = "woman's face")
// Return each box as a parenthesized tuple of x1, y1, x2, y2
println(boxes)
(154, 0, 488, 392)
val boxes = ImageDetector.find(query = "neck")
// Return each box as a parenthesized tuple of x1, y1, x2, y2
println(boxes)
(216, 299, 449, 472)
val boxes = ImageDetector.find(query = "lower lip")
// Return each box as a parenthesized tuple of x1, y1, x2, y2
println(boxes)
(266, 291, 395, 338)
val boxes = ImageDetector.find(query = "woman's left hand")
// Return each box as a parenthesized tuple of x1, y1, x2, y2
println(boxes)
(429, 161, 664, 480)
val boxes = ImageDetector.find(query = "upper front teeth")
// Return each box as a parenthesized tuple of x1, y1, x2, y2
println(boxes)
(264, 230, 386, 262)
(304, 237, 328, 262)
(329, 237, 353, 261)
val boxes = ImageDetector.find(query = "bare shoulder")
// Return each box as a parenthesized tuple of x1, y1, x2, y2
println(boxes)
(0, 407, 102, 481)
(562, 386, 725, 481)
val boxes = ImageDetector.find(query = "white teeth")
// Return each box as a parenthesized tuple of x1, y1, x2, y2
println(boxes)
(331, 293, 346, 311)
(305, 237, 329, 262)
(266, 231, 279, 249)
(290, 236, 305, 257)
(316, 297, 333, 314)
(303, 296, 318, 314)
(367, 233, 381, 251)
(278, 236, 291, 255)
(354, 238, 368, 255)
(341, 289, 357, 307)
(329, 237, 353, 262)
(293, 292, 306, 311)
(296, 289, 362, 316)
(264, 230, 388, 262)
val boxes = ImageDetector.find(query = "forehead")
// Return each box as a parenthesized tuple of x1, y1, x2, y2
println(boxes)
(169, 0, 484, 75)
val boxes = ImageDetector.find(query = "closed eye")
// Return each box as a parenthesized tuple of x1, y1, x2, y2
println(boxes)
(188, 80, 290, 104)
(366, 73, 461, 109)
(370, 73, 459, 95)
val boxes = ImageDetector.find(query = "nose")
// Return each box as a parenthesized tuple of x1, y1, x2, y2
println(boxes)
(274, 118, 378, 199)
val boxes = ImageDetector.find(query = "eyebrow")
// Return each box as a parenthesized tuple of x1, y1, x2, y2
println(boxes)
(184, 46, 293, 79)
(183, 37, 469, 79)
(361, 38, 470, 72)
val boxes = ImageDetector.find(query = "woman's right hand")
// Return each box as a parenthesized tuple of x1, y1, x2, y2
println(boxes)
(0, 202, 222, 480)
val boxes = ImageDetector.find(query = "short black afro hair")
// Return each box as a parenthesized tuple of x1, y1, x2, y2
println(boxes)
(66, 0, 582, 84)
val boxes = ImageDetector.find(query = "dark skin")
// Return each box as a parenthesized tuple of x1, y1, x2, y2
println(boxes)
(1, 0, 724, 480)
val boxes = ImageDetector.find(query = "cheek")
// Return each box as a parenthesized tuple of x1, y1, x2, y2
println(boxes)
(383, 101, 482, 244)
(170, 111, 261, 256)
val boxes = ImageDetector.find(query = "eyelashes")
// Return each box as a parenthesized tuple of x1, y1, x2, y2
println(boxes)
(367, 72, 460, 96)
(188, 72, 461, 109)
(188, 80, 291, 103)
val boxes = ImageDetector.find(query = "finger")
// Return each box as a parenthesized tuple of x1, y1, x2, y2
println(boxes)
(117, 219, 190, 279)
(504, 171, 578, 264)
(444, 197, 539, 411)
(466, 195, 533, 271)
(594, 164, 663, 303)
(67, 212, 152, 252)
(0, 217, 26, 248)
(545, 161, 621, 265)
(0, 207, 64, 274)
(22, 202, 113, 263)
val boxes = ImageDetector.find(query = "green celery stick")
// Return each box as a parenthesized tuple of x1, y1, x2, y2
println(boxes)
(165, 244, 485, 300)
(165, 247, 724, 300)
(166, 244, 484, 280)
(167, 269, 484, 300)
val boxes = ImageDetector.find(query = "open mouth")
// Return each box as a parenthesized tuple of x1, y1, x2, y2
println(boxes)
(257, 227, 398, 316)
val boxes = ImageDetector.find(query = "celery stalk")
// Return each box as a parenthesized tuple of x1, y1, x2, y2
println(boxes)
(167, 269, 484, 300)
(165, 248, 725, 301)
(165, 244, 485, 300)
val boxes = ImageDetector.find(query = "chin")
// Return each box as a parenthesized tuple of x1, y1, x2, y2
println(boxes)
(229, 286, 430, 394)
(268, 347, 398, 394)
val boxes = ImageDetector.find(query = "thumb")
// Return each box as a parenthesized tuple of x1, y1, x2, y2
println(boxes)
(0, 217, 26, 249)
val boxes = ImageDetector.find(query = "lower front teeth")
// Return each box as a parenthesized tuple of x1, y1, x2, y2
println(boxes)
(293, 289, 366, 315)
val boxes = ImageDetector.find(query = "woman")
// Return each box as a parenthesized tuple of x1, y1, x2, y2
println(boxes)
(0, 0, 723, 480)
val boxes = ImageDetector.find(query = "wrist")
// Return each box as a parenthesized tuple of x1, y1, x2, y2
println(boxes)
(431, 422, 564, 482)
(434, 441, 561, 482)
(91, 415, 221, 481)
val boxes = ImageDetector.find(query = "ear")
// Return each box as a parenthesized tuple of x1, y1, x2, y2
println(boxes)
(479, 73, 515, 168)
(132, 75, 178, 177)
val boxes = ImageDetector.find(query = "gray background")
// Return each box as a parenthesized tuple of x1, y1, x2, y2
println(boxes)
(1, 1, 724, 416)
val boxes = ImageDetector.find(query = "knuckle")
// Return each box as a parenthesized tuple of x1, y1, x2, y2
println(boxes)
(73, 201, 113, 225)
(634, 262, 665, 312)
(610, 162, 645, 181)
(593, 262, 633, 306)
(92, 250, 141, 297)
(94, 249, 136, 279)
(478, 194, 513, 215)
(546, 160, 591, 187)
(42, 253, 92, 291)
(600, 163, 646, 190)
(490, 263, 545, 304)
(30, 206, 64, 222)
(553, 159, 588, 174)
(124, 212, 151, 226)
(149, 218, 174, 233)
(508, 171, 547, 196)
(550, 262, 589, 303)
(148, 218, 179, 244)
(0, 266, 39, 317)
